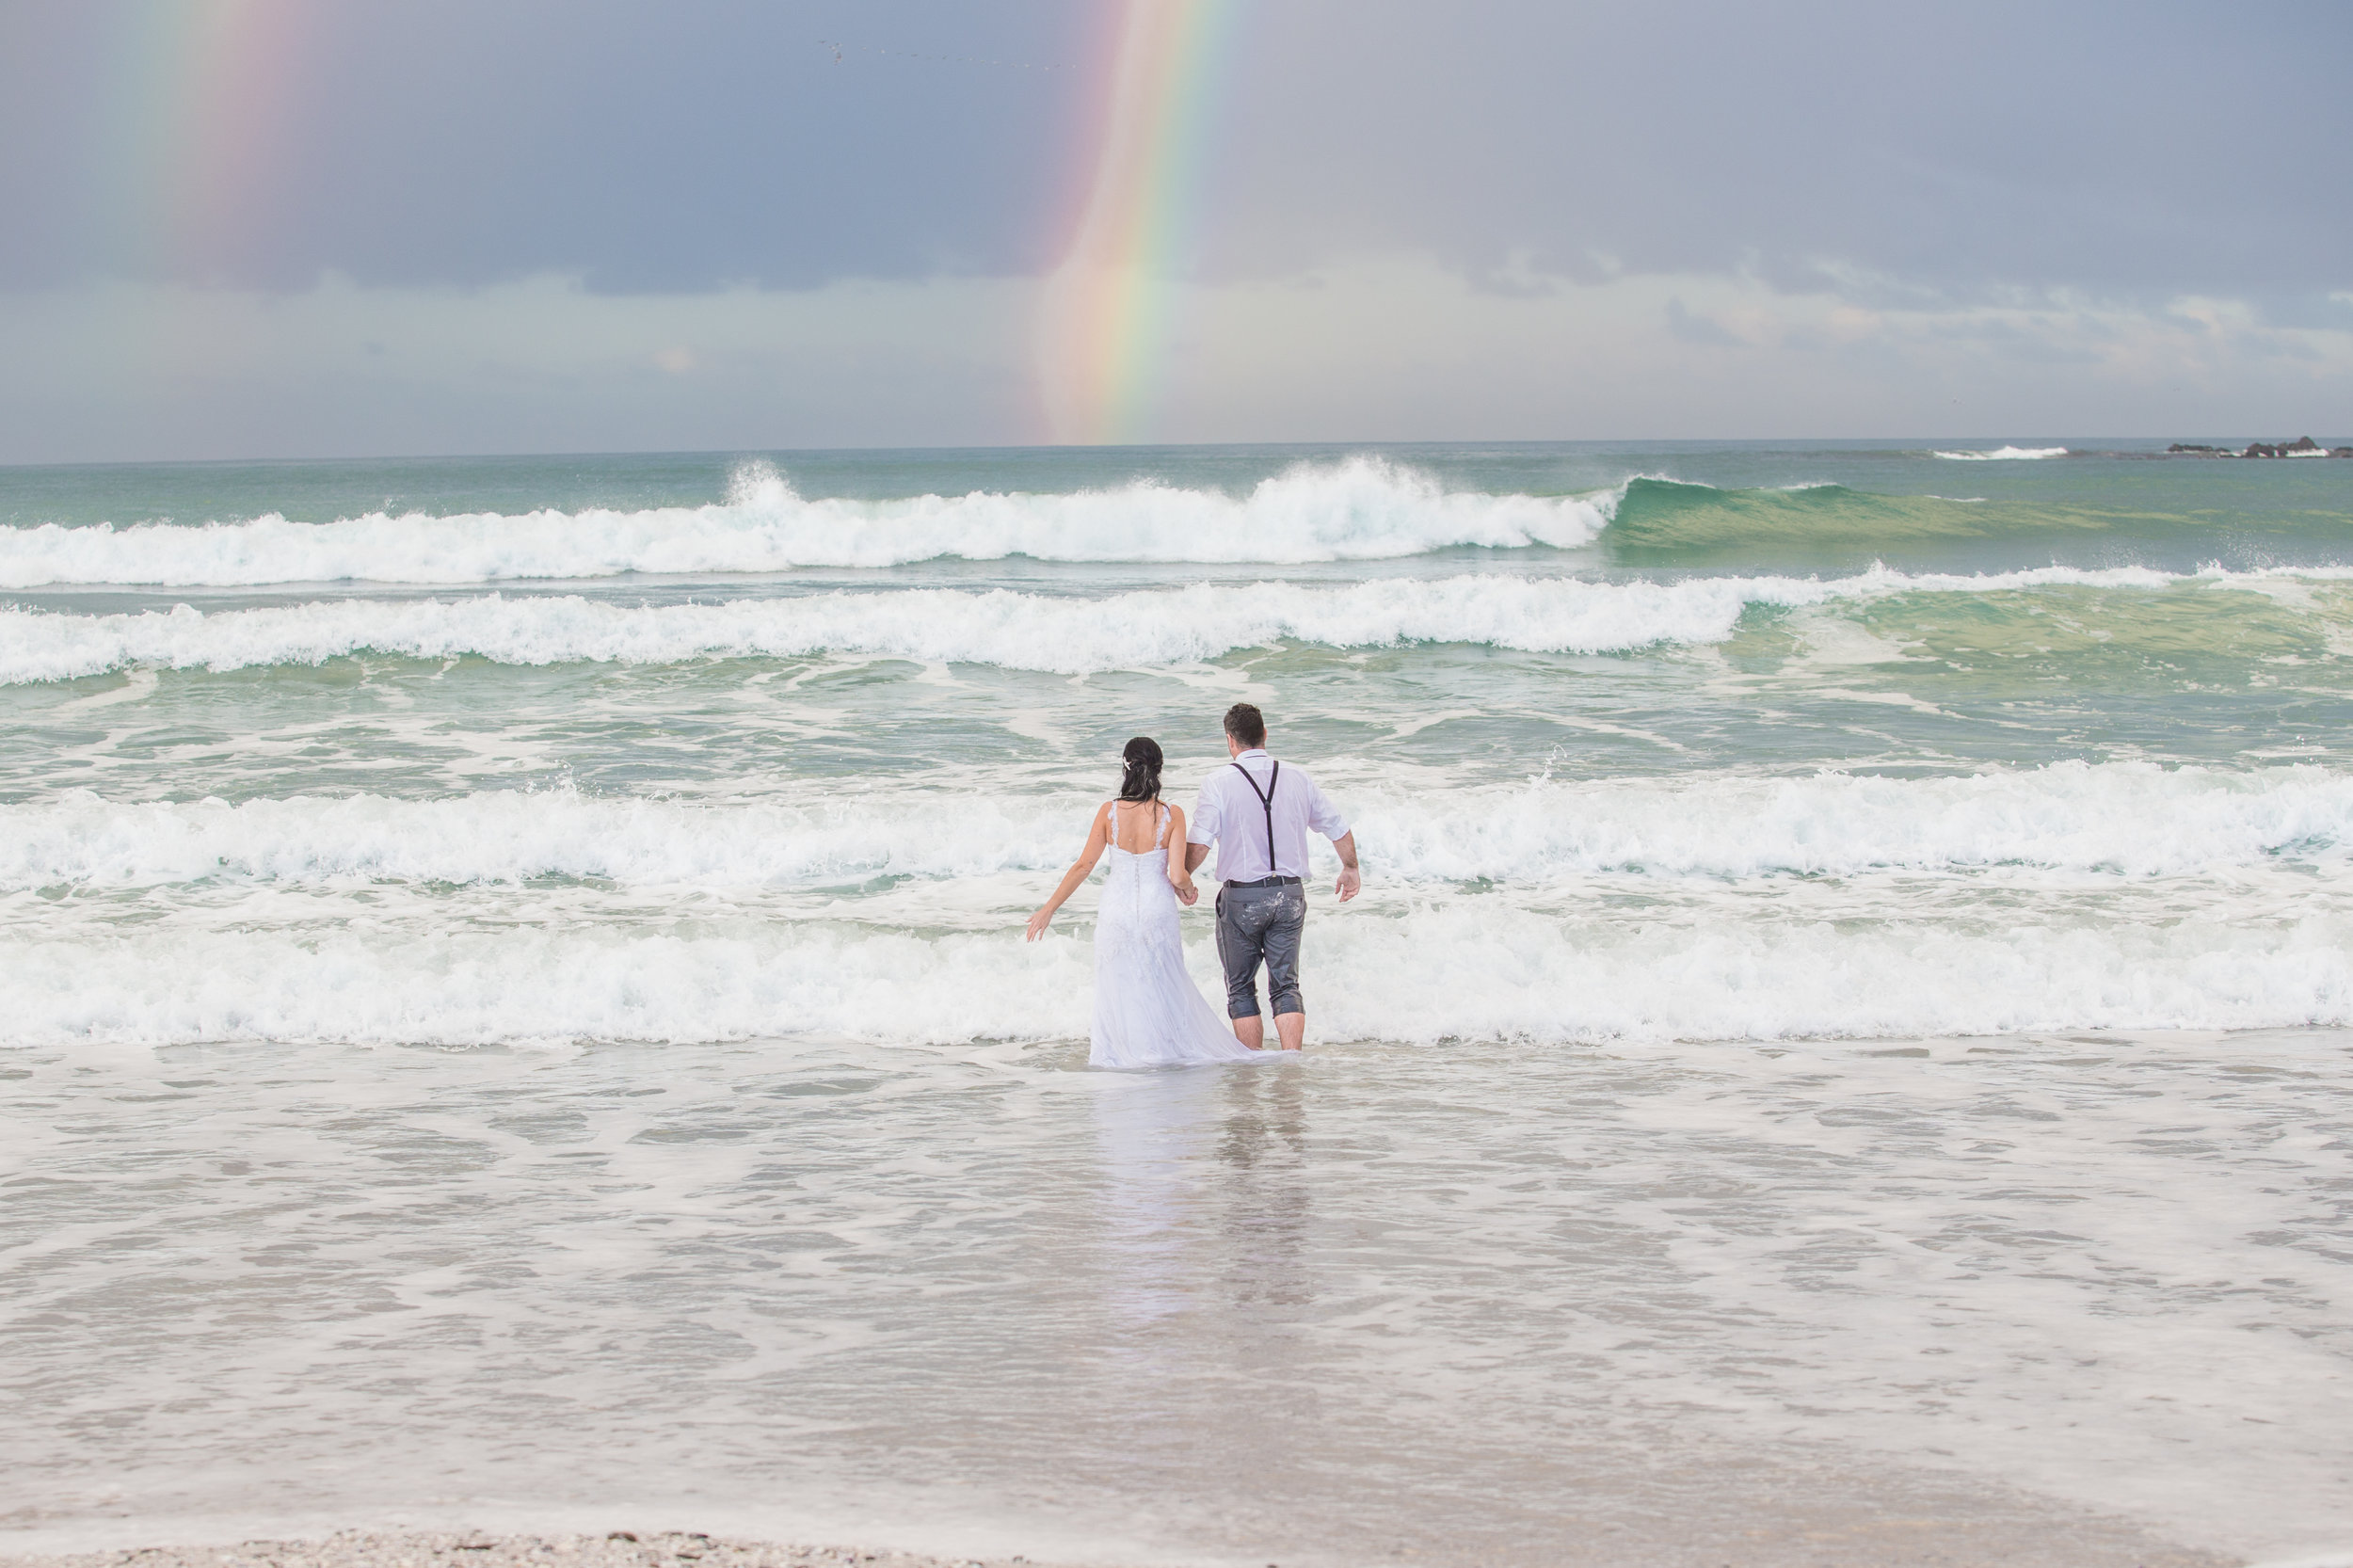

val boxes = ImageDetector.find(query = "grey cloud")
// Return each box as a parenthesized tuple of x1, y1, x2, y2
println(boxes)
(1210, 0, 2353, 307)
(4, 0, 2351, 460)
(0, 0, 1094, 293)
(3, 0, 2345, 309)
(1665, 298, 1741, 346)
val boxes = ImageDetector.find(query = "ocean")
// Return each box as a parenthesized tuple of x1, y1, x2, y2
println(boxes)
(4, 440, 2349, 1566)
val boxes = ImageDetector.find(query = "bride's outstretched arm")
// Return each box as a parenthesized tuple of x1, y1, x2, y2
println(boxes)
(1163, 804, 1200, 906)
(1026, 806, 1111, 940)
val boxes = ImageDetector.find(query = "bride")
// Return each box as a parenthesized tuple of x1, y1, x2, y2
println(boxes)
(1026, 738, 1266, 1068)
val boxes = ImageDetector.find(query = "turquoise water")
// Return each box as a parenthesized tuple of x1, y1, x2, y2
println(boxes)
(4, 440, 2351, 1564)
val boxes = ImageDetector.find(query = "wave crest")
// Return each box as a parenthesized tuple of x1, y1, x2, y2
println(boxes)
(5, 563, 2306, 682)
(9, 892, 2348, 1048)
(1931, 446, 2071, 460)
(0, 457, 1614, 587)
(0, 575, 1811, 680)
(7, 762, 2346, 893)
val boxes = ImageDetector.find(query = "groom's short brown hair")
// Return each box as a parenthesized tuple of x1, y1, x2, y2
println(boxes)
(1224, 703, 1267, 748)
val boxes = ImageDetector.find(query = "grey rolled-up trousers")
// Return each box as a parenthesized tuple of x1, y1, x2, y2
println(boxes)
(1215, 881, 1306, 1018)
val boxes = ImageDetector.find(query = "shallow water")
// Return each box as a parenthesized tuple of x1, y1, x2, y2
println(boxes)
(4, 1030, 2345, 1564)
(3, 440, 2350, 1562)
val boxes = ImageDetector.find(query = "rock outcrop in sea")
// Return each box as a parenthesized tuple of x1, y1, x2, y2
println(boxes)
(2168, 437, 2352, 457)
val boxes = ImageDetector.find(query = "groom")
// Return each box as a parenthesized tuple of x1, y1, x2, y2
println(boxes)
(1186, 703, 1361, 1050)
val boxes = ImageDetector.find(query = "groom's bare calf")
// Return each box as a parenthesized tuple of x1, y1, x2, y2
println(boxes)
(1233, 1012, 1306, 1051)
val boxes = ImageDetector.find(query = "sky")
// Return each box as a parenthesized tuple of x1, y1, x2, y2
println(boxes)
(0, 0, 2348, 461)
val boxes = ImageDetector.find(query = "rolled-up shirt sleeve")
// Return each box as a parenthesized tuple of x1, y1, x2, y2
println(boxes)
(1304, 776, 1350, 840)
(1188, 781, 1220, 847)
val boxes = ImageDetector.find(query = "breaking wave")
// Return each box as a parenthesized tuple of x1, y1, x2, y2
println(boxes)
(7, 762, 2349, 893)
(0, 457, 1614, 586)
(11, 456, 2304, 585)
(1932, 446, 2072, 460)
(8, 564, 2292, 682)
(8, 887, 2349, 1048)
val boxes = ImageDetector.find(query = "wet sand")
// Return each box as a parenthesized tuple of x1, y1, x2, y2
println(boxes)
(0, 1515, 2240, 1568)
(0, 1535, 1056, 1568)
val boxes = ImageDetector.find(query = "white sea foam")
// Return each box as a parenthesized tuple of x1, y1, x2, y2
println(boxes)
(0, 576, 1790, 680)
(1354, 760, 2353, 882)
(0, 457, 1615, 586)
(0, 562, 2288, 683)
(1930, 445, 2071, 460)
(8, 762, 2348, 892)
(0, 788, 1074, 890)
(7, 885, 2349, 1048)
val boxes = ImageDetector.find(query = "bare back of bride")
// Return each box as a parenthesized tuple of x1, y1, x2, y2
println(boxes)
(1025, 737, 1265, 1069)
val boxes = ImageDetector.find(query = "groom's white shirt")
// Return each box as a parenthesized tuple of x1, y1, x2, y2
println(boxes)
(1189, 749, 1351, 883)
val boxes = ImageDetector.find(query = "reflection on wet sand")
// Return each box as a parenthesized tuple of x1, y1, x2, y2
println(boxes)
(1088, 1063, 1314, 1322)
(1214, 1064, 1312, 1310)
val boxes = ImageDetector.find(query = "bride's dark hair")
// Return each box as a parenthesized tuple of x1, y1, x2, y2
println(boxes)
(1118, 737, 1164, 803)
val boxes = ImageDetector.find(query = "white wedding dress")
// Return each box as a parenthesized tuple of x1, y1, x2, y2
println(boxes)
(1091, 801, 1267, 1070)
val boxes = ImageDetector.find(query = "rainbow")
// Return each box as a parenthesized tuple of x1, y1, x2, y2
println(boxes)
(58, 0, 312, 283)
(1038, 0, 1241, 445)
(87, 0, 312, 276)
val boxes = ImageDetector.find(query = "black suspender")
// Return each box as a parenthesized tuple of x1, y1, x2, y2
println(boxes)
(1232, 760, 1280, 873)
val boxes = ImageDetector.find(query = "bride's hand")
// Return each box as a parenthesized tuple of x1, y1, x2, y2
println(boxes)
(1025, 906, 1054, 941)
(1174, 878, 1199, 906)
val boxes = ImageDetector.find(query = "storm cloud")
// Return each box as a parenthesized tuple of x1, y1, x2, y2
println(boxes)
(0, 0, 2345, 458)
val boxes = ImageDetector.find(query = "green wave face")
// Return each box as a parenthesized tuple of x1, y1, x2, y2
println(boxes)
(1715, 580, 2353, 728)
(1604, 477, 2114, 557)
(1868, 581, 2352, 663)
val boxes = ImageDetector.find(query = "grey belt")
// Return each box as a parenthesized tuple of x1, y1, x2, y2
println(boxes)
(1225, 875, 1302, 888)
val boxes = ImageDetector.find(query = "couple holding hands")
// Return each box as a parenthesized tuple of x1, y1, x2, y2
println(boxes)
(1028, 702, 1361, 1069)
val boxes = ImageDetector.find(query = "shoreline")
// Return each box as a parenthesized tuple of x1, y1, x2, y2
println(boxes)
(0, 1518, 2251, 1568)
(0, 1506, 2268, 1562)
(0, 1533, 1097, 1568)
